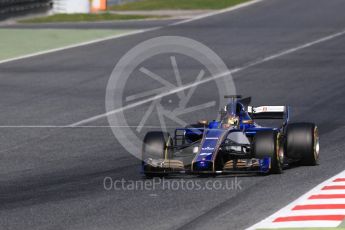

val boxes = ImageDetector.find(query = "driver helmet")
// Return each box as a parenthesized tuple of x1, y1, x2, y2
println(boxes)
(222, 115, 239, 128)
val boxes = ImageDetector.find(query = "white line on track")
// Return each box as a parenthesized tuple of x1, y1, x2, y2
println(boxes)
(0, 0, 265, 65)
(170, 0, 265, 26)
(68, 28, 345, 127)
(0, 29, 157, 65)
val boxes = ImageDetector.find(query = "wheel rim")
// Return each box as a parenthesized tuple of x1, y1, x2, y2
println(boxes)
(276, 133, 284, 165)
(278, 146, 284, 165)
(314, 127, 320, 160)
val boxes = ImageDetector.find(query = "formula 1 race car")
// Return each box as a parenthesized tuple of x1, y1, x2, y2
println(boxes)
(142, 95, 319, 177)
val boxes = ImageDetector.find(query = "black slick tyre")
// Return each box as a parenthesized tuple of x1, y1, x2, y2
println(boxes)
(286, 123, 319, 166)
(254, 130, 283, 174)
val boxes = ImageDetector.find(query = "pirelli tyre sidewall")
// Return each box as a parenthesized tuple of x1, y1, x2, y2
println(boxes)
(142, 131, 173, 175)
(254, 130, 283, 174)
(286, 122, 319, 166)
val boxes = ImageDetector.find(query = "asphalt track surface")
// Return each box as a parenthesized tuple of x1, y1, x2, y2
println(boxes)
(1, 0, 345, 229)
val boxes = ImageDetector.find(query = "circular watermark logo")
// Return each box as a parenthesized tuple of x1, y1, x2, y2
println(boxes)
(105, 36, 235, 159)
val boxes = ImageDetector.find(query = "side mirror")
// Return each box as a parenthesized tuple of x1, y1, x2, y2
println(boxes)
(242, 120, 253, 125)
(198, 120, 209, 125)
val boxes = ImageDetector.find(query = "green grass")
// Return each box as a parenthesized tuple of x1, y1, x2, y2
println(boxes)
(109, 0, 251, 11)
(19, 13, 160, 23)
(0, 29, 132, 61)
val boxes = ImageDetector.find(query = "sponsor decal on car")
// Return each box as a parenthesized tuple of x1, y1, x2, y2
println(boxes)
(205, 137, 219, 140)
(201, 146, 215, 151)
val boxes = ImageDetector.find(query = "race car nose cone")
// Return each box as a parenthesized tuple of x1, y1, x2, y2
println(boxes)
(193, 161, 213, 171)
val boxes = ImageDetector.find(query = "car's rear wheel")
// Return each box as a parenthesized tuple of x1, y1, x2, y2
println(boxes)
(254, 130, 283, 174)
(142, 131, 173, 177)
(286, 123, 319, 166)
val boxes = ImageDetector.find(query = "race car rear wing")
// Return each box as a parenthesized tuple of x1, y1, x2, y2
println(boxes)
(248, 106, 290, 123)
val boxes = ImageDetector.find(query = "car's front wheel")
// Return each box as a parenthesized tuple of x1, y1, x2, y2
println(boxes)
(142, 131, 173, 177)
(254, 130, 283, 174)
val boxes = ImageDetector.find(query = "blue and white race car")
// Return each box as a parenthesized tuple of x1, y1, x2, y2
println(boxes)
(142, 95, 319, 177)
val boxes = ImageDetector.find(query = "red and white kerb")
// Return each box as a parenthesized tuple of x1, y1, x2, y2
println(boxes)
(248, 170, 345, 229)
